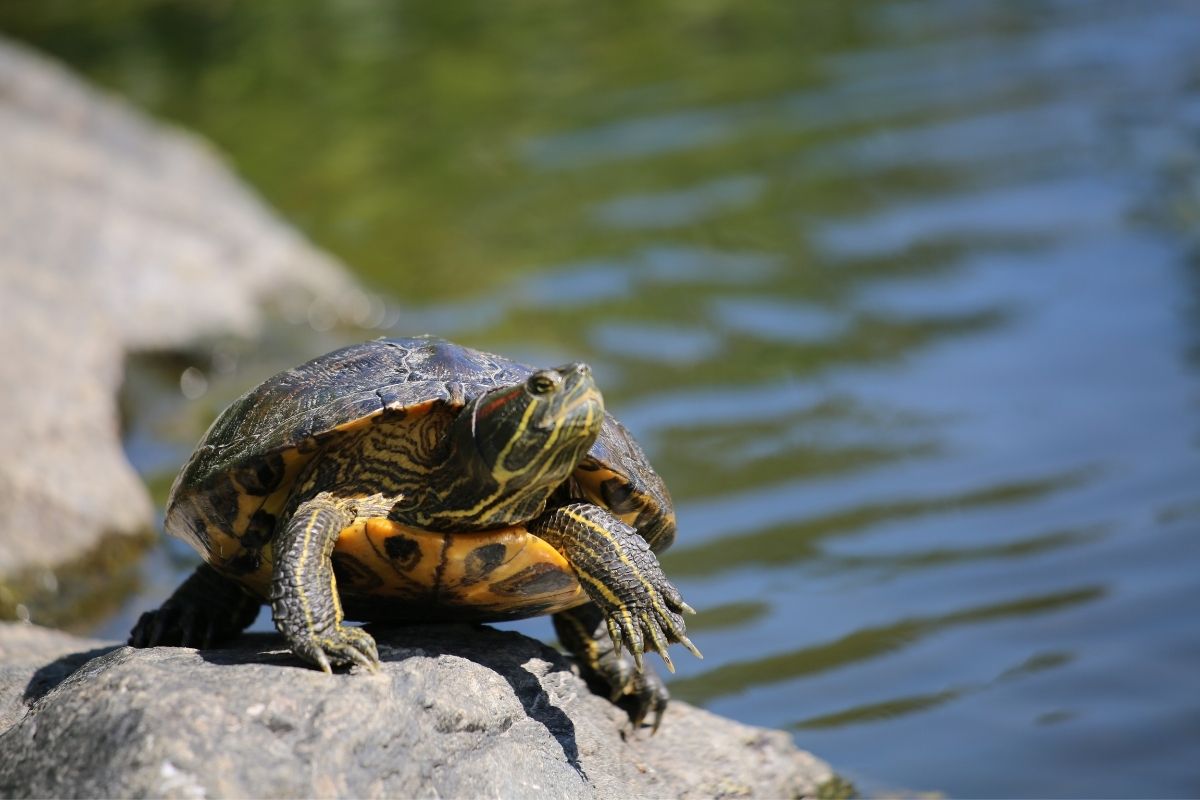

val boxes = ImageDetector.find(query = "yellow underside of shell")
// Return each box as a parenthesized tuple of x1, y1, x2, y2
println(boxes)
(230, 518, 587, 621)
(335, 518, 587, 616)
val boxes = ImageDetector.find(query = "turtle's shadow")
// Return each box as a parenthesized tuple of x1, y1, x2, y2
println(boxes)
(377, 624, 585, 775)
(22, 644, 122, 705)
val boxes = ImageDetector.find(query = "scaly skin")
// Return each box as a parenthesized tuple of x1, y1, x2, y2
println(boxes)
(554, 603, 671, 732)
(269, 492, 380, 673)
(532, 502, 700, 674)
(129, 563, 260, 649)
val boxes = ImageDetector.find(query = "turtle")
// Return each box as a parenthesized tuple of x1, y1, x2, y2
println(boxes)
(130, 335, 700, 728)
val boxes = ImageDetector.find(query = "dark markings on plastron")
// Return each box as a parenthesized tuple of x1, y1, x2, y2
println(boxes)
(513, 601, 553, 618)
(243, 509, 276, 548)
(237, 453, 285, 496)
(331, 551, 384, 592)
(599, 478, 639, 515)
(211, 477, 242, 527)
(489, 563, 577, 597)
(469, 600, 555, 620)
(383, 534, 422, 571)
(433, 533, 453, 599)
(462, 543, 507, 585)
(227, 548, 262, 575)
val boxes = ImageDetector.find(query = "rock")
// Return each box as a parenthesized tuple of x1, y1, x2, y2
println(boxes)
(0, 35, 365, 620)
(0, 622, 838, 799)
(0, 622, 111, 734)
(0, 36, 358, 351)
(0, 267, 155, 625)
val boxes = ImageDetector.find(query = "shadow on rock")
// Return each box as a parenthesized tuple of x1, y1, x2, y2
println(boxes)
(373, 623, 584, 776)
(22, 644, 122, 706)
(193, 623, 585, 774)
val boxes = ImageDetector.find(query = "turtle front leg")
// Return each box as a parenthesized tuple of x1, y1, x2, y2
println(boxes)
(271, 492, 380, 673)
(130, 563, 261, 649)
(554, 603, 671, 732)
(531, 502, 702, 673)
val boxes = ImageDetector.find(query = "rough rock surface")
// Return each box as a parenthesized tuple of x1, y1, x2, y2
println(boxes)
(0, 35, 362, 613)
(0, 622, 835, 799)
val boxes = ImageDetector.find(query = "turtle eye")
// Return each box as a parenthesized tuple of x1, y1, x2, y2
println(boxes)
(528, 371, 561, 395)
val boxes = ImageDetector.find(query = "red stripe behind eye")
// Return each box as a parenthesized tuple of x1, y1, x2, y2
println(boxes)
(478, 388, 519, 420)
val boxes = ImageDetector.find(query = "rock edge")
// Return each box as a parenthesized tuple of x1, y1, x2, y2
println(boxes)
(0, 622, 837, 799)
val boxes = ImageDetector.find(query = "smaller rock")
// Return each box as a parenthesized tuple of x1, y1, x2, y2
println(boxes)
(0, 35, 365, 622)
(0, 622, 839, 799)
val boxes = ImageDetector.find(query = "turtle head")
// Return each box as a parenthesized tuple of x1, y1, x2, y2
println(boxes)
(469, 362, 603, 492)
(423, 362, 603, 529)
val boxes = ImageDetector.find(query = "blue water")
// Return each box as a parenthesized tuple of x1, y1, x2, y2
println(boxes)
(7, 0, 1200, 795)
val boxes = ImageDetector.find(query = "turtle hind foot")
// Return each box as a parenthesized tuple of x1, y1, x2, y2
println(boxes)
(129, 564, 261, 649)
(615, 667, 670, 735)
(554, 603, 672, 734)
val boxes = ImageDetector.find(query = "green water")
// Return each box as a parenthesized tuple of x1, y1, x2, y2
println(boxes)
(4, 1, 1200, 796)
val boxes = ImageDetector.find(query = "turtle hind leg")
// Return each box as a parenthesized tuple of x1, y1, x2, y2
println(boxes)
(270, 492, 380, 674)
(129, 563, 261, 649)
(554, 603, 669, 732)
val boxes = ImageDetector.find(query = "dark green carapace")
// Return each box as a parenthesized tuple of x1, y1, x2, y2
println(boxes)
(130, 336, 700, 729)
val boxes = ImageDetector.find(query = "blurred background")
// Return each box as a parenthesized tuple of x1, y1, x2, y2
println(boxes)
(2, 0, 1199, 796)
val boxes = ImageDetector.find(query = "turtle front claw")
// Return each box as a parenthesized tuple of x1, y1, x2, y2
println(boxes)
(601, 571, 702, 673)
(291, 624, 381, 674)
(532, 501, 703, 673)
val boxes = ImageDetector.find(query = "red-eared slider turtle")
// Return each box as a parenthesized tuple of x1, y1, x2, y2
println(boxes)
(130, 336, 700, 727)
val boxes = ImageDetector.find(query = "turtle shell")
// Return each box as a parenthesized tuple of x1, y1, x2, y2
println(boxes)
(164, 336, 675, 615)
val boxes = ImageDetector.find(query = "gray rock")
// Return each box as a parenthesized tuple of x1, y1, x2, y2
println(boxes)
(0, 35, 365, 618)
(0, 622, 111, 734)
(0, 36, 359, 351)
(0, 622, 837, 799)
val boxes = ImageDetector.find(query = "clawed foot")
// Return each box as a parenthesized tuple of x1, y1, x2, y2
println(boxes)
(128, 565, 260, 650)
(612, 663, 671, 734)
(533, 502, 703, 675)
(598, 557, 702, 673)
(290, 624, 381, 674)
(555, 603, 672, 733)
(130, 605, 226, 649)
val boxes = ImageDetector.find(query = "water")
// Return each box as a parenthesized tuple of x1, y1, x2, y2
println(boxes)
(4, 1, 1200, 795)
